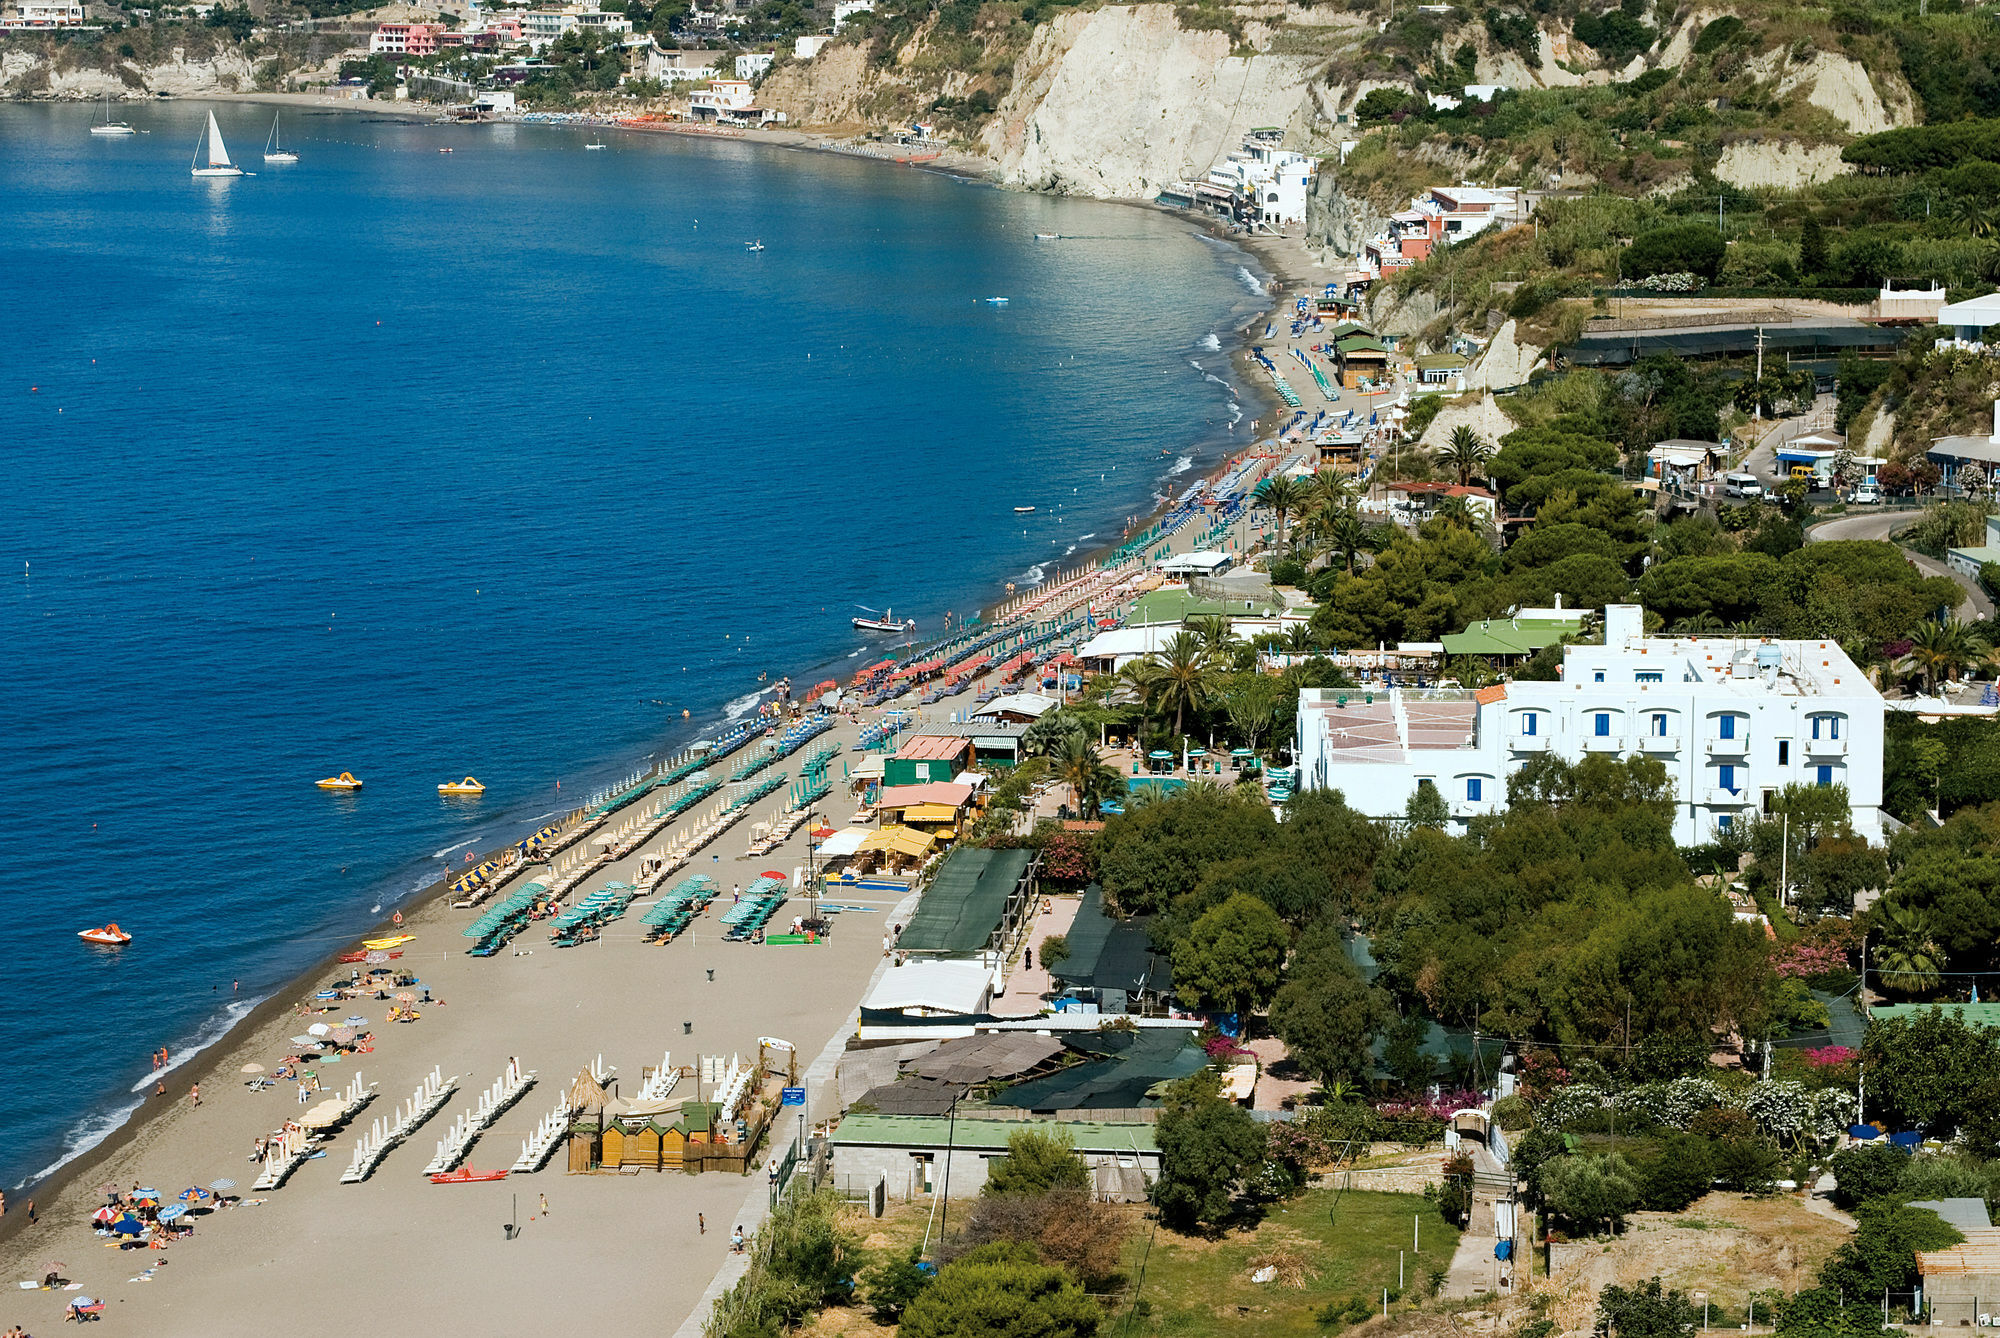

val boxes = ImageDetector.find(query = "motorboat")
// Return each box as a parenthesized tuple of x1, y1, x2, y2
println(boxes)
(585, 139, 607, 150)
(363, 934, 417, 950)
(984, 296, 1009, 305)
(317, 772, 363, 790)
(90, 95, 136, 137)
(852, 608, 917, 633)
(1033, 232, 1059, 241)
(262, 112, 298, 164)
(438, 776, 486, 796)
(439, 147, 454, 154)
(745, 240, 765, 252)
(430, 1165, 508, 1184)
(79, 924, 132, 946)
(190, 110, 244, 178)
(1013, 506, 1036, 513)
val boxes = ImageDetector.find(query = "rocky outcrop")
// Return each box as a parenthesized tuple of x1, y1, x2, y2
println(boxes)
(1715, 139, 1850, 189)
(2, 47, 255, 97)
(1417, 391, 1518, 450)
(1464, 320, 1543, 391)
(1743, 49, 1917, 134)
(982, 5, 1324, 199)
(1305, 164, 1387, 262)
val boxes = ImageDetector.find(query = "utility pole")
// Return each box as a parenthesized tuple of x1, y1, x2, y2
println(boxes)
(1754, 328, 1766, 420)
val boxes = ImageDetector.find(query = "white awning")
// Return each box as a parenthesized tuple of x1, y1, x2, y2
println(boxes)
(817, 828, 869, 857)
(863, 959, 994, 1016)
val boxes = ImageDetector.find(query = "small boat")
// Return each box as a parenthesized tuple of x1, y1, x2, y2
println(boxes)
(585, 139, 607, 150)
(745, 239, 765, 252)
(79, 924, 132, 946)
(363, 934, 416, 950)
(438, 776, 486, 796)
(337, 948, 402, 963)
(190, 110, 244, 178)
(1033, 232, 1059, 241)
(853, 608, 917, 633)
(430, 1166, 508, 1184)
(1013, 506, 1036, 513)
(90, 95, 136, 137)
(438, 147, 454, 154)
(262, 112, 298, 164)
(316, 772, 363, 791)
(985, 296, 1009, 305)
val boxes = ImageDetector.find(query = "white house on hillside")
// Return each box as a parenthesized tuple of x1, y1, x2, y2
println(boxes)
(1295, 605, 1885, 845)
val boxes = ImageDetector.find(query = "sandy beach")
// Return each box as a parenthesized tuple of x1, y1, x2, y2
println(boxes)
(0, 446, 1283, 1334)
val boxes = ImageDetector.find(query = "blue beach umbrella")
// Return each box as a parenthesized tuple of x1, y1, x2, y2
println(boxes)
(110, 1218, 144, 1236)
(156, 1203, 187, 1223)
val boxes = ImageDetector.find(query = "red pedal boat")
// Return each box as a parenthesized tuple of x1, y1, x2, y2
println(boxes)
(430, 1166, 508, 1184)
(79, 924, 132, 946)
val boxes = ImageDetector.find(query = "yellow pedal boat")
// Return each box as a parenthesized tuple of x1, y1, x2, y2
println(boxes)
(363, 934, 416, 950)
(317, 771, 363, 791)
(438, 776, 485, 796)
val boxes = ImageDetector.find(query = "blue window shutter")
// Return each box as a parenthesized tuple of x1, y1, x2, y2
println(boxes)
(1595, 713, 1610, 736)
(1720, 715, 1735, 739)
(1467, 778, 1482, 801)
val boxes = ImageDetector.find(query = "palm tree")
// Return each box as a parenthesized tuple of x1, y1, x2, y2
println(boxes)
(1255, 473, 1310, 557)
(1187, 614, 1235, 654)
(1226, 691, 1274, 755)
(1874, 901, 1944, 996)
(1436, 424, 1495, 488)
(1283, 624, 1319, 654)
(1955, 196, 1998, 240)
(1143, 630, 1215, 738)
(1431, 495, 1477, 530)
(1323, 507, 1373, 576)
(1672, 612, 1725, 634)
(1306, 467, 1360, 522)
(1055, 735, 1126, 819)
(1902, 617, 1985, 696)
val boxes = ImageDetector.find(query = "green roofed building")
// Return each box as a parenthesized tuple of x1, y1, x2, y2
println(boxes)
(896, 846, 1038, 955)
(1440, 612, 1588, 660)
(1125, 588, 1284, 627)
(829, 1112, 1160, 1200)
(1869, 1002, 2000, 1029)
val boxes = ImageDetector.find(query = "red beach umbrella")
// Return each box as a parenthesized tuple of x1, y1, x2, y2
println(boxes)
(760, 871, 785, 881)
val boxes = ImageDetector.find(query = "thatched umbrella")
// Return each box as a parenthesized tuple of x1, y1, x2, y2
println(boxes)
(567, 1067, 608, 1112)
(567, 1067, 609, 1172)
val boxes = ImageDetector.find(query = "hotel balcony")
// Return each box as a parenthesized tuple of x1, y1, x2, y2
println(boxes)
(1637, 734, 1680, 754)
(1705, 735, 1751, 756)
(1580, 734, 1627, 752)
(1705, 788, 1751, 807)
(1804, 736, 1848, 757)
(1508, 733, 1552, 753)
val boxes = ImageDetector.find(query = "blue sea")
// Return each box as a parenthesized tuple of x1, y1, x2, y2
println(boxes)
(0, 101, 1264, 1188)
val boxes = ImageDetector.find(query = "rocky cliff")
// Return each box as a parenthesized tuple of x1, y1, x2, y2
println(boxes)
(1, 46, 256, 97)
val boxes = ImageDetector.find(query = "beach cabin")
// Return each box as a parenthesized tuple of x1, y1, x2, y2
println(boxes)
(874, 781, 976, 838)
(1333, 334, 1394, 388)
(886, 735, 974, 786)
(970, 692, 1059, 725)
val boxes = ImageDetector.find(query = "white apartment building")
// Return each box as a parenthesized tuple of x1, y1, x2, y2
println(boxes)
(831, 0, 872, 28)
(5, 0, 84, 24)
(521, 8, 576, 47)
(1204, 134, 1314, 229)
(734, 50, 773, 79)
(625, 39, 718, 83)
(1296, 605, 1885, 846)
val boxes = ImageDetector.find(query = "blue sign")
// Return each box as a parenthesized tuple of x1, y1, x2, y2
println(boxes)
(781, 1087, 806, 1107)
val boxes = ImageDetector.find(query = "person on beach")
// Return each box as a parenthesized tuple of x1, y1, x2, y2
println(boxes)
(698, 1212, 706, 1235)
(189, 1084, 200, 1108)
(155, 1080, 166, 1097)
(731, 1226, 744, 1254)
(539, 1193, 549, 1216)
(25, 1202, 34, 1225)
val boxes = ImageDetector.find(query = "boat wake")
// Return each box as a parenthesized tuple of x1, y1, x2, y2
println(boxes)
(1200, 332, 1222, 351)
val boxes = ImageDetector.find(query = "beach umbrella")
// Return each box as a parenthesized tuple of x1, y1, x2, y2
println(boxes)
(307, 1023, 331, 1038)
(110, 1219, 143, 1236)
(394, 993, 416, 1004)
(207, 1179, 236, 1191)
(288, 1035, 322, 1048)
(363, 950, 389, 964)
(94, 1183, 118, 1197)
(344, 1015, 369, 1026)
(240, 1062, 265, 1074)
(329, 1027, 357, 1046)
(156, 1203, 187, 1224)
(178, 1187, 209, 1202)
(43, 1260, 66, 1274)
(91, 1207, 115, 1224)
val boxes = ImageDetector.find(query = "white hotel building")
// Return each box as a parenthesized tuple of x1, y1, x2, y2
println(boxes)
(1296, 605, 1885, 845)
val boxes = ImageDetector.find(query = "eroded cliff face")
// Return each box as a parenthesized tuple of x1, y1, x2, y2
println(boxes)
(980, 5, 1325, 198)
(1, 47, 255, 97)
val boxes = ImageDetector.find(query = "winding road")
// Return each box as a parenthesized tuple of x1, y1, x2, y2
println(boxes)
(1807, 509, 1993, 620)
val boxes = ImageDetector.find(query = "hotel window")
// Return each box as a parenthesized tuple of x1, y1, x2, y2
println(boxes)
(1636, 671, 1662, 683)
(1717, 814, 1734, 832)
(1812, 714, 1842, 740)
(1719, 764, 1738, 794)
(1466, 778, 1483, 802)
(1777, 741, 1790, 765)
(1593, 669, 1605, 683)
(1521, 713, 1538, 736)
(1650, 713, 1668, 737)
(1594, 712, 1612, 737)
(1719, 714, 1737, 740)
(1816, 765, 1835, 787)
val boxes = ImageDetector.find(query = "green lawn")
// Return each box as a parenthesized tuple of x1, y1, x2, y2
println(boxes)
(1113, 1190, 1463, 1338)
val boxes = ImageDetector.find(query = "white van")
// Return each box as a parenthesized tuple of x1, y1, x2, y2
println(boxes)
(1722, 471, 1763, 499)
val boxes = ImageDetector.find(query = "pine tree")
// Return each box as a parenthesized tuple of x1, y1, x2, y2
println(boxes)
(1800, 214, 1828, 280)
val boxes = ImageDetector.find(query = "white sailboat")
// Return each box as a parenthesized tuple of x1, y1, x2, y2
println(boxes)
(262, 112, 298, 164)
(190, 111, 244, 178)
(90, 94, 136, 137)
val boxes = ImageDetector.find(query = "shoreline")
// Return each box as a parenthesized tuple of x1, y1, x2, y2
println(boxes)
(0, 94, 1297, 1230)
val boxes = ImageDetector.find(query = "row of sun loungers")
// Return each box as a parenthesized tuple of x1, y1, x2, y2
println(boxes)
(342, 1067, 459, 1183)
(720, 876, 787, 942)
(640, 876, 716, 943)
(549, 883, 637, 945)
(422, 1058, 536, 1176)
